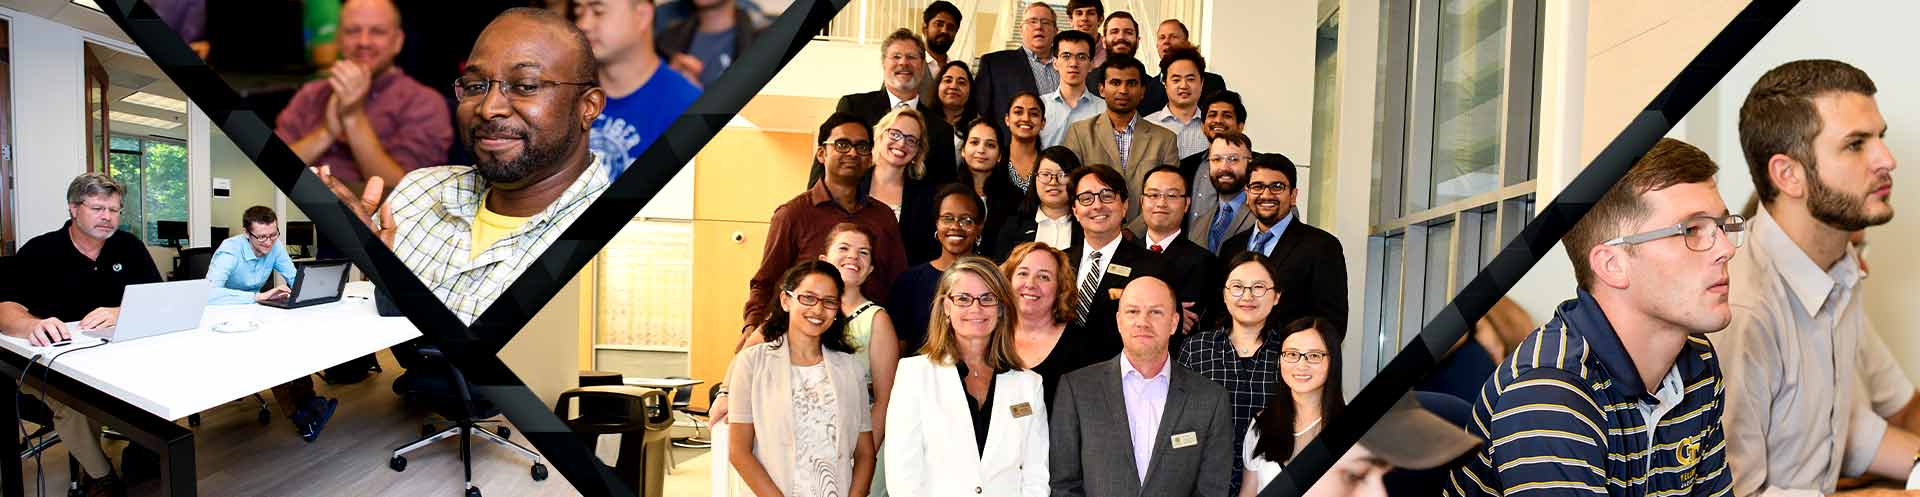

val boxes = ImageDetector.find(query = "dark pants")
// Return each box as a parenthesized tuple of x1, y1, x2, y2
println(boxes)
(270, 375, 317, 418)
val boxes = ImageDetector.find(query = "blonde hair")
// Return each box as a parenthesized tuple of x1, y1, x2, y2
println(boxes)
(998, 242, 1077, 325)
(920, 256, 1026, 370)
(876, 107, 930, 180)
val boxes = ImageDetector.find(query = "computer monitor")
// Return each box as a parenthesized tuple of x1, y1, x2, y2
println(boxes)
(286, 221, 315, 257)
(210, 226, 230, 241)
(156, 220, 189, 247)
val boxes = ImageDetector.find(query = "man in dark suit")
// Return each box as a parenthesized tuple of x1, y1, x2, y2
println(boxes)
(1050, 276, 1234, 497)
(816, 28, 956, 187)
(1220, 152, 1349, 334)
(1065, 164, 1160, 358)
(971, 1, 1058, 134)
(1132, 165, 1217, 339)
(1182, 91, 1248, 218)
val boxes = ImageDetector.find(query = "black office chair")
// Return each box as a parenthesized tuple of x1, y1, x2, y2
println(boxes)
(666, 379, 715, 452)
(173, 246, 270, 428)
(555, 384, 674, 497)
(388, 339, 547, 497)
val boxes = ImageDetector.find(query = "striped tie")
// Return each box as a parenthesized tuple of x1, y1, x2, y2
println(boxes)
(1074, 251, 1104, 325)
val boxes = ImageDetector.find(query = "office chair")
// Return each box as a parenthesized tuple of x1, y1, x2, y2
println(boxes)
(172, 246, 271, 428)
(555, 384, 674, 497)
(388, 339, 547, 497)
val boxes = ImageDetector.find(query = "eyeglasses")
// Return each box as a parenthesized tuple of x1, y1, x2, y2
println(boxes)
(248, 231, 281, 243)
(936, 215, 979, 228)
(1603, 214, 1746, 252)
(1142, 191, 1188, 202)
(1208, 154, 1245, 165)
(1247, 182, 1291, 195)
(1074, 189, 1120, 206)
(452, 78, 597, 101)
(1035, 171, 1069, 184)
(1225, 283, 1274, 298)
(886, 128, 922, 150)
(1281, 350, 1328, 364)
(785, 291, 841, 309)
(946, 292, 1000, 308)
(1055, 52, 1092, 62)
(823, 139, 876, 156)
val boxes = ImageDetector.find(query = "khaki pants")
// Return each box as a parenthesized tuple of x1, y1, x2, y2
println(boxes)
(25, 389, 112, 479)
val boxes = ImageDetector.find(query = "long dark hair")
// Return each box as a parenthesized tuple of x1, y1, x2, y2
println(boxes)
(1250, 316, 1345, 464)
(938, 60, 977, 127)
(1019, 146, 1083, 213)
(762, 261, 857, 354)
(959, 117, 1016, 197)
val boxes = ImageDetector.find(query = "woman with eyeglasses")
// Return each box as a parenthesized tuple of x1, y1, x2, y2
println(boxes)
(999, 242, 1101, 401)
(885, 256, 1050, 497)
(990, 146, 1083, 260)
(1240, 316, 1345, 497)
(935, 61, 978, 168)
(870, 107, 946, 268)
(1177, 252, 1289, 497)
(728, 261, 878, 497)
(887, 183, 987, 357)
(1003, 91, 1046, 194)
(959, 117, 1020, 255)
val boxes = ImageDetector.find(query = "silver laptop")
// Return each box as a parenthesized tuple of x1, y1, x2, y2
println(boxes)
(60, 279, 212, 345)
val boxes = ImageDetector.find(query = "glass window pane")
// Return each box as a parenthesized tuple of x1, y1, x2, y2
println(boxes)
(1423, 222, 1453, 323)
(108, 148, 143, 240)
(1378, 235, 1405, 371)
(1480, 210, 1498, 269)
(1429, 0, 1507, 208)
(142, 140, 188, 242)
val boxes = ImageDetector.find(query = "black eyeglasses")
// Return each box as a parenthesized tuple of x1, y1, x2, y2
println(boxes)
(1281, 350, 1328, 364)
(1035, 171, 1069, 184)
(1247, 182, 1291, 195)
(785, 291, 841, 309)
(452, 78, 597, 101)
(1074, 189, 1120, 206)
(1142, 191, 1188, 202)
(937, 215, 979, 228)
(1225, 283, 1273, 298)
(823, 139, 876, 156)
(886, 129, 922, 149)
(946, 292, 1000, 308)
(1604, 214, 1747, 252)
(247, 231, 281, 243)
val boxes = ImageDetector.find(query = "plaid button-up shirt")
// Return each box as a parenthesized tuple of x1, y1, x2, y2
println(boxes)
(1177, 327, 1284, 496)
(385, 153, 611, 325)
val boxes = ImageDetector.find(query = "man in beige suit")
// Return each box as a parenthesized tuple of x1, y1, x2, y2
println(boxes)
(1062, 54, 1181, 228)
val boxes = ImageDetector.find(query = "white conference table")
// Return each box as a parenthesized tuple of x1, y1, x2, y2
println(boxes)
(0, 281, 420, 497)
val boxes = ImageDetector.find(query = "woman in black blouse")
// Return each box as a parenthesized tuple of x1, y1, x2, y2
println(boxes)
(998, 241, 1101, 402)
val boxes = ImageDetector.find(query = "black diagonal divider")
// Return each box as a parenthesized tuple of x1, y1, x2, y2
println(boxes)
(1259, 1, 1797, 496)
(98, 0, 849, 495)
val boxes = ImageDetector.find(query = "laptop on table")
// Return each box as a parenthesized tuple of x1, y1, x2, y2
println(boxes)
(56, 279, 213, 347)
(259, 260, 351, 310)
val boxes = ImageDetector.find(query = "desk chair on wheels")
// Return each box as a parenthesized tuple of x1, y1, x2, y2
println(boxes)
(386, 339, 548, 497)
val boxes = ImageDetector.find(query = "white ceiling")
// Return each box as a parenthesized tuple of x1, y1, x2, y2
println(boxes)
(0, 0, 132, 45)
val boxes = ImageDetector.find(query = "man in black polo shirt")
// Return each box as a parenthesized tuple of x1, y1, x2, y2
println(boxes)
(0, 172, 161, 497)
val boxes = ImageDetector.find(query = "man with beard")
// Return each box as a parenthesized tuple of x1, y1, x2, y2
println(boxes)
(1089, 12, 1167, 116)
(1184, 91, 1248, 226)
(824, 29, 956, 188)
(316, 7, 610, 326)
(1041, 30, 1105, 148)
(1720, 59, 1920, 497)
(972, 2, 1058, 133)
(1219, 153, 1346, 334)
(917, 1, 963, 102)
(1188, 131, 1257, 254)
(657, 0, 768, 87)
(1062, 54, 1180, 227)
(275, 0, 451, 199)
(574, 0, 701, 179)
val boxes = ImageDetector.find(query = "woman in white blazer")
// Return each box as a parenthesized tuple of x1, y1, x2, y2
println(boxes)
(730, 261, 878, 497)
(885, 256, 1050, 497)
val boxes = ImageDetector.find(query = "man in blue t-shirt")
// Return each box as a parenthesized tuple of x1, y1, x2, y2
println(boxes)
(574, 0, 702, 179)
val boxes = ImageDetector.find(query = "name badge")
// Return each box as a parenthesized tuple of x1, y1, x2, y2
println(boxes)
(1010, 402, 1034, 418)
(1171, 432, 1198, 449)
(1108, 264, 1132, 277)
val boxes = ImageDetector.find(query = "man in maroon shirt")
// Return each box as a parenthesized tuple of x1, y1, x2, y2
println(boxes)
(274, 0, 451, 197)
(740, 112, 908, 332)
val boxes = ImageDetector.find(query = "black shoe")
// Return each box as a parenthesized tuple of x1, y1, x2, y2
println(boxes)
(77, 471, 125, 497)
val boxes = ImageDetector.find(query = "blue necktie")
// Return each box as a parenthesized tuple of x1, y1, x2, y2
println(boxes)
(1252, 230, 1275, 256)
(1207, 204, 1234, 253)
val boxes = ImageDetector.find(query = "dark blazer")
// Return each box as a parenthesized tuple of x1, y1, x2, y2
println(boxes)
(990, 209, 1084, 260)
(1146, 234, 1220, 336)
(1220, 218, 1349, 335)
(1050, 357, 1234, 497)
(897, 176, 949, 267)
(971, 48, 1042, 137)
(1064, 236, 1161, 359)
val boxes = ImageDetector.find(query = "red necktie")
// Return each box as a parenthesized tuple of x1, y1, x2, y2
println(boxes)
(1151, 244, 1164, 253)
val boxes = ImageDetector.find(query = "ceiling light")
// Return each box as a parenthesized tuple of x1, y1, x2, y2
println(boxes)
(71, 0, 103, 13)
(94, 110, 182, 130)
(121, 92, 188, 114)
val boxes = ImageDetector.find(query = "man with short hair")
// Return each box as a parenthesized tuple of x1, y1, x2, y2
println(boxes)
(1188, 131, 1257, 254)
(972, 2, 1059, 130)
(742, 112, 909, 329)
(275, 0, 451, 198)
(1720, 59, 1920, 497)
(1184, 90, 1248, 220)
(1050, 275, 1233, 497)
(1145, 46, 1209, 159)
(1067, 0, 1106, 66)
(824, 29, 956, 187)
(1065, 164, 1161, 358)
(1090, 11, 1170, 116)
(1135, 165, 1215, 335)
(1061, 54, 1181, 227)
(574, 0, 701, 179)
(1153, 19, 1229, 106)
(657, 0, 769, 87)
(0, 173, 165, 497)
(1220, 152, 1346, 333)
(918, 1, 963, 100)
(318, 7, 615, 326)
(204, 206, 341, 441)
(1444, 137, 1738, 497)
(1040, 30, 1105, 148)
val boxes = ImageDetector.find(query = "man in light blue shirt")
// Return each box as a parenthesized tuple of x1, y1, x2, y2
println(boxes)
(206, 206, 296, 305)
(1041, 30, 1105, 148)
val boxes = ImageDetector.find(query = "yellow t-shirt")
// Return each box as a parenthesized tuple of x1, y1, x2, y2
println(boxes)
(471, 203, 531, 262)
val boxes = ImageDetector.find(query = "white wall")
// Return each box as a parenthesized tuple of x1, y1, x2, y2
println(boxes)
(1664, 0, 1920, 384)
(1202, 0, 1316, 162)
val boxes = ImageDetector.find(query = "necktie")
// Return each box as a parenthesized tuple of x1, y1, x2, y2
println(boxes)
(1252, 230, 1275, 256)
(1150, 244, 1163, 253)
(1207, 204, 1234, 253)
(1074, 251, 1104, 325)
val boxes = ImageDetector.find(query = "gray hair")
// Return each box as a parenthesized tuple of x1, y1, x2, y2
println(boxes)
(67, 172, 124, 205)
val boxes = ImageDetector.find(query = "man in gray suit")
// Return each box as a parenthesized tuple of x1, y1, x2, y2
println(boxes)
(1187, 132, 1258, 254)
(1050, 276, 1233, 497)
(1061, 54, 1181, 227)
